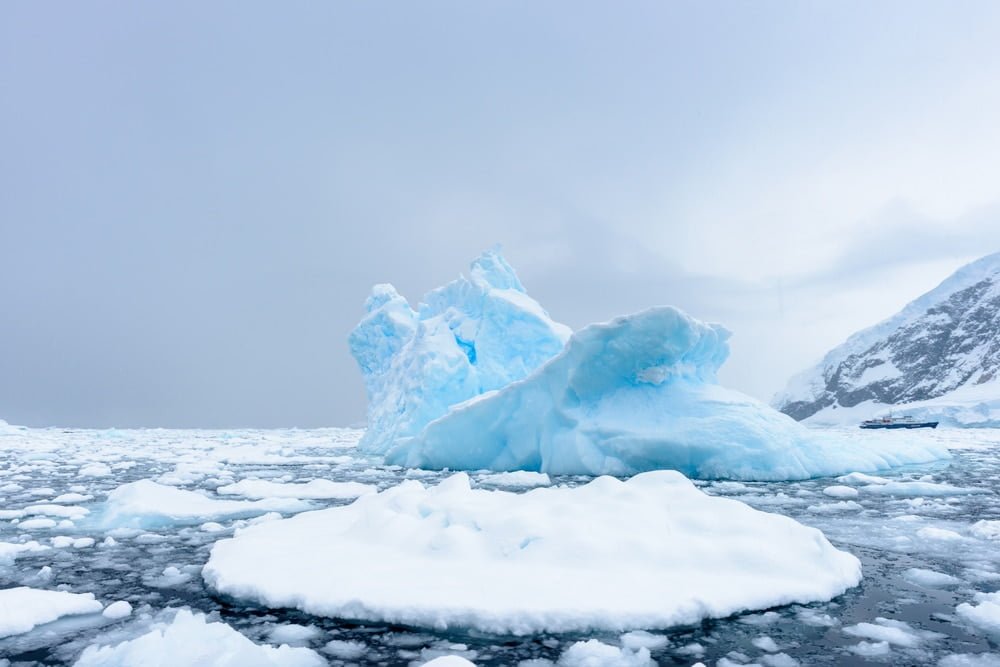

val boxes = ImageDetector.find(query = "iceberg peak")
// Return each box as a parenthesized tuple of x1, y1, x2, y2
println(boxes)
(349, 249, 570, 454)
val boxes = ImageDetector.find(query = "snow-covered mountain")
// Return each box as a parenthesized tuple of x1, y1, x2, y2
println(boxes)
(775, 252, 1000, 426)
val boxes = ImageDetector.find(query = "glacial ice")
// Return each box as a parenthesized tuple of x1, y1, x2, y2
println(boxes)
(72, 609, 325, 667)
(385, 307, 947, 479)
(203, 471, 861, 635)
(352, 251, 948, 479)
(349, 248, 571, 454)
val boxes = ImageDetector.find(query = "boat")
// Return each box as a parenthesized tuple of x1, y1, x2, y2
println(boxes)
(859, 414, 939, 430)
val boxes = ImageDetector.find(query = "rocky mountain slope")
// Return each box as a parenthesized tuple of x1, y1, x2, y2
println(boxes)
(775, 252, 1000, 425)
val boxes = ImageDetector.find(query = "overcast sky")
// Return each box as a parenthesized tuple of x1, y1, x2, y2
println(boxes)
(3, 2, 1000, 428)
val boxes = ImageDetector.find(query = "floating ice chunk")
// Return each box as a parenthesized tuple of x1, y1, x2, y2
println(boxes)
(387, 306, 948, 479)
(97, 480, 311, 529)
(917, 527, 964, 541)
(752, 636, 780, 652)
(204, 471, 861, 635)
(79, 462, 112, 477)
(956, 591, 1000, 635)
(848, 641, 891, 657)
(216, 479, 374, 500)
(843, 617, 943, 647)
(760, 653, 799, 667)
(836, 472, 891, 485)
(795, 608, 837, 627)
(476, 471, 552, 488)
(52, 493, 94, 503)
(619, 631, 668, 651)
(0, 540, 48, 563)
(903, 568, 962, 588)
(322, 639, 367, 659)
(823, 486, 859, 499)
(350, 249, 571, 455)
(0, 587, 103, 638)
(73, 609, 326, 666)
(18, 517, 57, 530)
(266, 624, 320, 646)
(557, 639, 653, 667)
(102, 601, 133, 620)
(970, 521, 1000, 540)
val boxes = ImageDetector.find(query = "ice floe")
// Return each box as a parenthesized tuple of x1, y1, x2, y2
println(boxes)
(0, 587, 103, 638)
(203, 471, 861, 634)
(72, 609, 325, 666)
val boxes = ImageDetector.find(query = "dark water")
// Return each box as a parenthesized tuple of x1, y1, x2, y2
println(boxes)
(1, 426, 998, 666)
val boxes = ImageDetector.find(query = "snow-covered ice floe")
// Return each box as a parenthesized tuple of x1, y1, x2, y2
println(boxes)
(351, 250, 948, 480)
(203, 471, 861, 634)
(73, 609, 325, 667)
(0, 587, 104, 638)
(95, 480, 312, 530)
(215, 478, 375, 500)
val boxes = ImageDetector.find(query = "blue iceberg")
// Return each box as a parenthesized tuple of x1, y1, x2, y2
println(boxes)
(351, 252, 947, 480)
(349, 248, 571, 454)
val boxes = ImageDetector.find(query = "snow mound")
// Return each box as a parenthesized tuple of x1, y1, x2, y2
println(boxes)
(73, 608, 325, 667)
(386, 306, 947, 479)
(349, 248, 571, 455)
(96, 480, 312, 529)
(203, 471, 862, 635)
(0, 586, 103, 638)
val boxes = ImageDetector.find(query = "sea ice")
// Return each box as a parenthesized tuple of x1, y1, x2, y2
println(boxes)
(557, 639, 653, 667)
(956, 592, 1000, 635)
(215, 478, 374, 500)
(203, 471, 861, 634)
(72, 609, 325, 666)
(0, 587, 104, 638)
(349, 248, 571, 455)
(96, 480, 312, 529)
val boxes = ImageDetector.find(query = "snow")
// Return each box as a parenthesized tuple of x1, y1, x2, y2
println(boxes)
(385, 305, 947, 480)
(0, 587, 104, 638)
(203, 471, 861, 635)
(72, 609, 326, 666)
(349, 248, 571, 455)
(215, 478, 375, 500)
(97, 480, 312, 529)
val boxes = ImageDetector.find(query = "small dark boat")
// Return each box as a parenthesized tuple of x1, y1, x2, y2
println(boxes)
(860, 414, 939, 430)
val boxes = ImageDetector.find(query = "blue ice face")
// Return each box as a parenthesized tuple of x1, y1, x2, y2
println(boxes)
(348, 249, 571, 454)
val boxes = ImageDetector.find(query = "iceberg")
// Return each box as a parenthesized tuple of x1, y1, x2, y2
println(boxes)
(203, 471, 862, 635)
(352, 252, 947, 480)
(349, 248, 571, 454)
